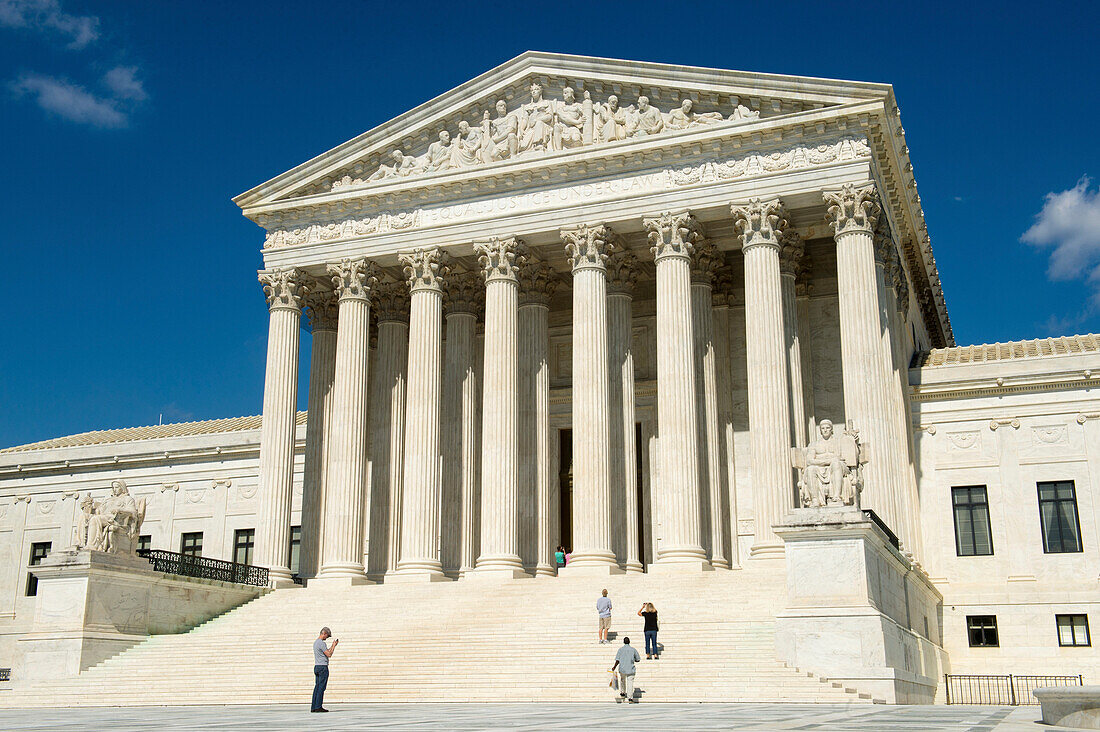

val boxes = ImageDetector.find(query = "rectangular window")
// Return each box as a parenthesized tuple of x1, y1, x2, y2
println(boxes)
(180, 532, 203, 558)
(137, 535, 152, 553)
(26, 542, 52, 596)
(952, 486, 993, 556)
(967, 615, 999, 647)
(288, 525, 301, 577)
(233, 529, 255, 566)
(1038, 481, 1082, 553)
(1057, 614, 1091, 647)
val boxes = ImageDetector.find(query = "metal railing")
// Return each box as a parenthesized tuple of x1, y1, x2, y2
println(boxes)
(944, 674, 1083, 705)
(137, 549, 269, 587)
(862, 509, 900, 549)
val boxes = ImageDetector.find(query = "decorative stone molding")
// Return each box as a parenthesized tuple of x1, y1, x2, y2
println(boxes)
(778, 230, 805, 277)
(372, 280, 411, 323)
(823, 183, 880, 236)
(606, 251, 641, 295)
(258, 268, 310, 312)
(211, 479, 232, 490)
(988, 417, 1021, 431)
(442, 270, 483, 315)
(730, 198, 787, 252)
(475, 236, 526, 283)
(689, 241, 724, 285)
(303, 288, 339, 331)
(159, 483, 179, 493)
(517, 261, 559, 306)
(327, 257, 378, 302)
(644, 210, 703, 262)
(1032, 424, 1068, 445)
(562, 224, 616, 272)
(400, 247, 449, 292)
(15, 494, 32, 504)
(915, 424, 937, 435)
(1077, 412, 1100, 425)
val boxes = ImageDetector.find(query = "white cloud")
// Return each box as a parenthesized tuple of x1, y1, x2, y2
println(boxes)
(103, 65, 145, 101)
(0, 0, 99, 49)
(10, 73, 125, 127)
(1022, 176, 1100, 303)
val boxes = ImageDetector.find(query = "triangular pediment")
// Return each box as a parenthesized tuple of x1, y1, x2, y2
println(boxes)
(234, 52, 892, 213)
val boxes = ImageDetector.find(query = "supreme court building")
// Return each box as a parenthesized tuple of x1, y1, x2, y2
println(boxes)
(1, 54, 1097, 705)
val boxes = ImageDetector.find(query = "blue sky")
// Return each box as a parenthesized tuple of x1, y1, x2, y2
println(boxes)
(1, 0, 1098, 448)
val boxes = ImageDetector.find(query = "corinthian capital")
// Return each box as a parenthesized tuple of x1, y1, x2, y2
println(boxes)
(327, 258, 378, 302)
(644, 210, 703, 262)
(606, 251, 641, 295)
(690, 241, 724, 285)
(258, 268, 310, 312)
(873, 217, 894, 266)
(778, 231, 805, 277)
(399, 247, 449, 293)
(796, 252, 815, 297)
(474, 237, 526, 283)
(303, 288, 339, 331)
(823, 183, 880, 235)
(373, 280, 410, 323)
(443, 271, 484, 315)
(562, 224, 616, 272)
(730, 198, 787, 252)
(711, 266, 735, 307)
(517, 261, 560, 306)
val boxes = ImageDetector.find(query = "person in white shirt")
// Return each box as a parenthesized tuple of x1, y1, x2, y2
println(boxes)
(611, 637, 641, 703)
(596, 589, 612, 644)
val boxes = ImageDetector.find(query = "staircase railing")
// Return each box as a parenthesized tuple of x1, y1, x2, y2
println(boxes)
(944, 674, 1083, 705)
(137, 549, 269, 587)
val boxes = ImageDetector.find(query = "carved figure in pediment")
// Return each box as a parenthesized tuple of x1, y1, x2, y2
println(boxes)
(791, 420, 867, 508)
(665, 99, 724, 130)
(597, 94, 633, 143)
(368, 149, 422, 181)
(633, 96, 664, 136)
(553, 86, 587, 151)
(728, 103, 760, 122)
(518, 83, 554, 154)
(486, 99, 519, 161)
(424, 130, 454, 172)
(450, 120, 485, 168)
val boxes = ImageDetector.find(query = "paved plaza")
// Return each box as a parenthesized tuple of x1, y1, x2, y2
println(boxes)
(0, 703, 1073, 731)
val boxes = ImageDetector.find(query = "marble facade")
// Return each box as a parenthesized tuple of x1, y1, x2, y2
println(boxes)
(0, 54, 1097, 695)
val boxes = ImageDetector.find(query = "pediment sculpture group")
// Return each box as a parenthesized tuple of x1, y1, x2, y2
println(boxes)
(334, 83, 761, 190)
(73, 479, 147, 555)
(790, 419, 869, 509)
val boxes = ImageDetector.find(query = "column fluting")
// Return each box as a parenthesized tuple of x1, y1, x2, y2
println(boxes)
(780, 232, 809, 456)
(711, 268, 739, 568)
(317, 258, 377, 581)
(441, 272, 482, 576)
(298, 288, 338, 581)
(396, 247, 449, 579)
(255, 268, 309, 584)
(561, 224, 618, 569)
(474, 237, 525, 575)
(607, 252, 643, 573)
(644, 211, 708, 565)
(732, 199, 794, 558)
(518, 261, 558, 576)
(365, 282, 409, 580)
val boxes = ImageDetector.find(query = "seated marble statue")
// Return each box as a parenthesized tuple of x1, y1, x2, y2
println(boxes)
(631, 96, 664, 136)
(485, 100, 519, 161)
(85, 480, 147, 554)
(597, 95, 632, 143)
(791, 420, 867, 508)
(517, 83, 554, 154)
(553, 87, 586, 150)
(449, 120, 484, 168)
(423, 130, 453, 172)
(664, 99, 725, 130)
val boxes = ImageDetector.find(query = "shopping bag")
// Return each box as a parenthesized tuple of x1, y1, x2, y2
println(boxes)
(608, 671, 618, 690)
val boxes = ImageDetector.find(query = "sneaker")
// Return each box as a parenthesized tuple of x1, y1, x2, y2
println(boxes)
(311, 708, 329, 713)
(627, 698, 639, 704)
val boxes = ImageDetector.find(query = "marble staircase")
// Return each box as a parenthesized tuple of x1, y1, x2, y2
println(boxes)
(2, 564, 879, 706)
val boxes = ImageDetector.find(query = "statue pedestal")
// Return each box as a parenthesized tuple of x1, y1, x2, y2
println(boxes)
(774, 507, 947, 704)
(16, 549, 264, 682)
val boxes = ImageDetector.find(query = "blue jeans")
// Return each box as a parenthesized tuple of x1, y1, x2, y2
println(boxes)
(312, 664, 329, 710)
(644, 629, 658, 656)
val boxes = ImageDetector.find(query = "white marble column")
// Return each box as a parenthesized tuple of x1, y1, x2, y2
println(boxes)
(644, 211, 709, 568)
(824, 184, 902, 536)
(365, 282, 409, 580)
(518, 261, 558, 576)
(255, 268, 309, 585)
(691, 243, 728, 569)
(711, 268, 739, 568)
(607, 252, 643, 573)
(561, 224, 619, 571)
(780, 232, 809, 458)
(731, 199, 793, 558)
(441, 272, 482, 577)
(395, 247, 449, 580)
(796, 256, 817, 441)
(317, 258, 376, 583)
(298, 288, 338, 581)
(473, 237, 526, 577)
